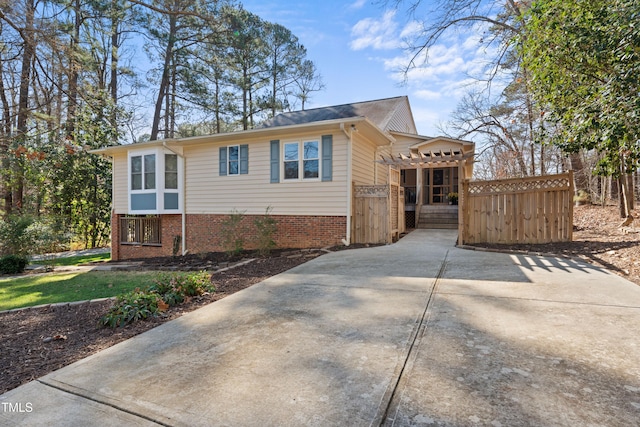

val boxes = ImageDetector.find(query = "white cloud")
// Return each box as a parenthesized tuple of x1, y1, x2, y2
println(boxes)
(414, 89, 442, 100)
(348, 10, 506, 134)
(349, 0, 367, 10)
(350, 10, 400, 50)
(399, 20, 422, 40)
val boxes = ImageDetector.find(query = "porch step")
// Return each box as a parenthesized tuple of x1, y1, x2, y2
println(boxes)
(417, 205, 458, 229)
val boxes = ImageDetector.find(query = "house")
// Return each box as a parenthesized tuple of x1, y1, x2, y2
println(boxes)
(92, 96, 475, 261)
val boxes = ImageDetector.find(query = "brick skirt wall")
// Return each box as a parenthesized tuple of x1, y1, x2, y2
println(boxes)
(111, 212, 182, 261)
(111, 212, 346, 261)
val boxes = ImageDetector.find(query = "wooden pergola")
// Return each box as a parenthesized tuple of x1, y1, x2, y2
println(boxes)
(377, 150, 474, 169)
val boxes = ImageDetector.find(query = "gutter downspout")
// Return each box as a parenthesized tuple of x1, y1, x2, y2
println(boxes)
(163, 142, 187, 256)
(341, 123, 353, 246)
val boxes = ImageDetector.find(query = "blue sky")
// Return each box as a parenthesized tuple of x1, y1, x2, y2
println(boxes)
(241, 0, 491, 137)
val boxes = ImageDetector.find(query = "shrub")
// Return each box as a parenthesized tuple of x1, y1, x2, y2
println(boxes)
(220, 209, 246, 256)
(0, 215, 70, 258)
(254, 206, 277, 256)
(179, 271, 215, 296)
(0, 216, 36, 256)
(101, 272, 214, 328)
(99, 289, 161, 328)
(0, 255, 29, 274)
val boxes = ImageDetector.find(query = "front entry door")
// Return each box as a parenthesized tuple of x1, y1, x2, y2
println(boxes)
(423, 167, 458, 204)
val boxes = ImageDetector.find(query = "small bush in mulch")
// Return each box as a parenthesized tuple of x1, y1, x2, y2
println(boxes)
(100, 271, 214, 328)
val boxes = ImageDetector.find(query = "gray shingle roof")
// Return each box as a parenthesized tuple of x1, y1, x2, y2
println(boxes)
(260, 96, 408, 131)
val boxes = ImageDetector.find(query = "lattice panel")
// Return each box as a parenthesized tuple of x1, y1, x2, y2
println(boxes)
(468, 176, 570, 195)
(354, 185, 389, 198)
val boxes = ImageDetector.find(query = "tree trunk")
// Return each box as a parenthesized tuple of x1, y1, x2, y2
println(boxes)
(569, 152, 588, 195)
(13, 0, 37, 214)
(66, 0, 82, 138)
(150, 13, 177, 141)
(242, 65, 249, 130)
(618, 156, 633, 222)
(109, 0, 120, 129)
(627, 173, 635, 210)
(0, 49, 13, 217)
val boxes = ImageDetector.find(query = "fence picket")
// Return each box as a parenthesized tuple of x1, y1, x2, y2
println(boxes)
(462, 173, 573, 245)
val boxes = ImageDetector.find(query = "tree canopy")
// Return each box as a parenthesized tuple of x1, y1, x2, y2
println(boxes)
(520, 0, 640, 215)
(521, 0, 640, 175)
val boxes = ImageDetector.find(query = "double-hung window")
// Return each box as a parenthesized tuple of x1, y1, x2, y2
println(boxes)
(270, 135, 332, 183)
(284, 140, 319, 180)
(131, 154, 156, 190)
(284, 142, 299, 179)
(219, 145, 248, 176)
(165, 154, 178, 189)
(228, 145, 239, 175)
(303, 141, 319, 179)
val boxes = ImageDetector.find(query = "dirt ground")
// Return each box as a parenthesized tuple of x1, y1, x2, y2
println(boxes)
(1, 204, 638, 395)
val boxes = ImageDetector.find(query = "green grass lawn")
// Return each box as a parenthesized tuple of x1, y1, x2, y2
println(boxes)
(31, 252, 111, 266)
(0, 271, 168, 311)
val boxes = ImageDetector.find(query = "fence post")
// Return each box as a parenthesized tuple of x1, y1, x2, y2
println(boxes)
(460, 179, 468, 245)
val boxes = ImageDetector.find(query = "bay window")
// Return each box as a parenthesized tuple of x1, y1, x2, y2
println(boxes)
(129, 149, 182, 213)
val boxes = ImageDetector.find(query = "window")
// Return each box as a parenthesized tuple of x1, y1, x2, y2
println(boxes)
(120, 216, 161, 245)
(219, 145, 248, 176)
(165, 154, 178, 189)
(303, 141, 319, 179)
(284, 142, 299, 179)
(284, 141, 319, 180)
(228, 145, 239, 175)
(270, 136, 332, 183)
(131, 154, 156, 190)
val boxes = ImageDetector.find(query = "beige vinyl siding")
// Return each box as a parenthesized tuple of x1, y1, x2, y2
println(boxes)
(185, 133, 348, 216)
(386, 101, 416, 134)
(351, 135, 378, 185)
(391, 135, 421, 156)
(112, 152, 128, 213)
(376, 145, 392, 184)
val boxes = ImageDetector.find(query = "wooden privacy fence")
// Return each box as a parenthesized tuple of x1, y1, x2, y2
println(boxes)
(352, 179, 405, 244)
(461, 172, 573, 244)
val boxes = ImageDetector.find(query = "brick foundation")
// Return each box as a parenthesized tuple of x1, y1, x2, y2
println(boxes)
(111, 213, 346, 260)
(111, 213, 182, 261)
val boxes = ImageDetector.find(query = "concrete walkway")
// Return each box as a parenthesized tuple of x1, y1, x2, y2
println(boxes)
(2, 230, 640, 426)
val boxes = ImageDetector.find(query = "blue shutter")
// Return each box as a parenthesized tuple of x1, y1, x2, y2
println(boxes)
(219, 147, 227, 176)
(239, 144, 249, 174)
(270, 140, 280, 183)
(321, 135, 333, 182)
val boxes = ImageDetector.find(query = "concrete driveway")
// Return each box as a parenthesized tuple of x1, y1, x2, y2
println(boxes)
(2, 230, 640, 426)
